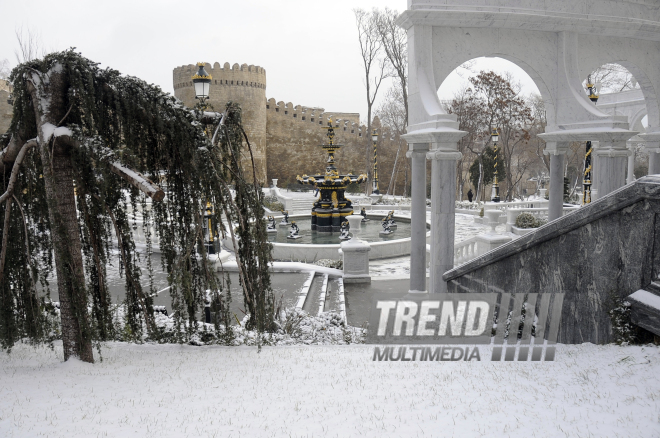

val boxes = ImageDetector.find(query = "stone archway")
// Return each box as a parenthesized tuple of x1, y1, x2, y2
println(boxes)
(398, 1, 660, 293)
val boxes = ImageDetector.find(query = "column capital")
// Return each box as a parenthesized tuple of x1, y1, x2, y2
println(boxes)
(542, 141, 569, 156)
(426, 149, 462, 161)
(407, 143, 429, 158)
(592, 148, 632, 158)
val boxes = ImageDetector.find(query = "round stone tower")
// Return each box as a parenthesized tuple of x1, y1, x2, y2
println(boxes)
(173, 62, 267, 183)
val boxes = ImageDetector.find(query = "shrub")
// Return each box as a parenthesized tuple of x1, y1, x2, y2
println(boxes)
(314, 259, 343, 270)
(263, 195, 284, 211)
(608, 292, 654, 345)
(515, 212, 547, 229)
(479, 207, 484, 217)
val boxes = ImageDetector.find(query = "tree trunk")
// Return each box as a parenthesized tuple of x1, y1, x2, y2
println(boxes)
(44, 146, 94, 362)
(28, 66, 94, 363)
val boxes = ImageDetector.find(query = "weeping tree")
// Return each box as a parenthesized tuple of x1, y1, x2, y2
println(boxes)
(0, 50, 274, 363)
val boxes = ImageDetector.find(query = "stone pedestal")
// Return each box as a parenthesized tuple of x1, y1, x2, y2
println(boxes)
(369, 193, 383, 204)
(341, 214, 371, 283)
(475, 233, 512, 257)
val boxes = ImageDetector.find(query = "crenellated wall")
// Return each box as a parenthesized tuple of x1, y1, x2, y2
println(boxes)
(172, 60, 410, 193)
(173, 62, 268, 183)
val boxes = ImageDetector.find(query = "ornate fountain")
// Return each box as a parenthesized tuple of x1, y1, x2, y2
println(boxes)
(297, 120, 367, 232)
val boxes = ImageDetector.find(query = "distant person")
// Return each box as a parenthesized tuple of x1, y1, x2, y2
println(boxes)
(314, 184, 319, 196)
(467, 189, 474, 203)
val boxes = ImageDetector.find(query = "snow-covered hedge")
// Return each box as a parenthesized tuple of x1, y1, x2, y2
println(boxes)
(515, 212, 547, 229)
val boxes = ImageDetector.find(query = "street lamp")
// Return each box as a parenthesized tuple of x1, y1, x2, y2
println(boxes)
(372, 129, 379, 195)
(192, 62, 216, 254)
(192, 62, 212, 104)
(583, 74, 600, 204)
(490, 128, 500, 202)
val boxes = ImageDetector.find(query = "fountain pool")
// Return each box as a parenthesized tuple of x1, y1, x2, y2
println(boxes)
(246, 214, 430, 262)
(268, 217, 411, 244)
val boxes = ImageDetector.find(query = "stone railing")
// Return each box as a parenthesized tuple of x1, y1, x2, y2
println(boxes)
(453, 237, 478, 265)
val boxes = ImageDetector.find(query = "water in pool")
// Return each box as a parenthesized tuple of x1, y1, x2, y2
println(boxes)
(268, 217, 411, 244)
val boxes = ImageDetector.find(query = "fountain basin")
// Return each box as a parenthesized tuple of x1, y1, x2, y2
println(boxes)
(225, 213, 430, 262)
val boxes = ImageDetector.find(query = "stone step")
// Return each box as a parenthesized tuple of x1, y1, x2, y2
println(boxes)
(646, 281, 660, 296)
(627, 289, 660, 337)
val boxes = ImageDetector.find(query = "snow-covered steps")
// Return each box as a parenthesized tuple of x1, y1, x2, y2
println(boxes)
(301, 273, 324, 316)
(295, 271, 315, 310)
(317, 274, 329, 315)
(627, 283, 660, 336)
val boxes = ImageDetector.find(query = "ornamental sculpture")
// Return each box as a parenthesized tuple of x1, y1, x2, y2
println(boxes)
(296, 119, 367, 232)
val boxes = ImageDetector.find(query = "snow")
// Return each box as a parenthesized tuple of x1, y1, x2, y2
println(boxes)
(40, 123, 74, 142)
(1, 342, 659, 437)
(629, 289, 660, 310)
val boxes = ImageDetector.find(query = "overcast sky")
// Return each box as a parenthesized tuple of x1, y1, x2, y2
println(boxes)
(1, 0, 540, 123)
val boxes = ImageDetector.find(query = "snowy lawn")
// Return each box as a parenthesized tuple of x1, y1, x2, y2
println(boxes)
(1, 342, 659, 437)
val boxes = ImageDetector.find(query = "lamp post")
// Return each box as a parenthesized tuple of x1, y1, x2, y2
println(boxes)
(490, 128, 500, 202)
(192, 62, 212, 106)
(583, 74, 600, 204)
(371, 129, 379, 195)
(192, 62, 216, 254)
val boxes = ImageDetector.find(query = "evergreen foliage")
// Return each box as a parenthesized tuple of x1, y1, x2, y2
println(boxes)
(0, 50, 273, 360)
(468, 146, 506, 191)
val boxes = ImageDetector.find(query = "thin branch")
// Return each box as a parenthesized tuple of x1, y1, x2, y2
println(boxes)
(0, 138, 37, 204)
(0, 198, 13, 284)
(12, 194, 37, 298)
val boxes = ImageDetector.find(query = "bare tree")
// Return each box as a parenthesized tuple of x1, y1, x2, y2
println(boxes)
(14, 27, 46, 64)
(588, 63, 639, 93)
(354, 8, 389, 194)
(446, 86, 486, 200)
(374, 8, 408, 128)
(375, 86, 408, 196)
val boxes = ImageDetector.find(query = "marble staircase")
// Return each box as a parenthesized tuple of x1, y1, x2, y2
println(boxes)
(627, 282, 660, 337)
(442, 176, 660, 344)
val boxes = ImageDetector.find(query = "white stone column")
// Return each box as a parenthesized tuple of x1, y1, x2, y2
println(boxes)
(591, 142, 600, 201)
(626, 142, 636, 184)
(543, 142, 568, 221)
(407, 144, 429, 293)
(593, 141, 629, 198)
(548, 153, 565, 221)
(646, 143, 660, 175)
(639, 133, 660, 175)
(427, 149, 462, 294)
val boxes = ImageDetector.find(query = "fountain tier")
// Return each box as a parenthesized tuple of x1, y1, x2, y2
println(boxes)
(296, 120, 366, 232)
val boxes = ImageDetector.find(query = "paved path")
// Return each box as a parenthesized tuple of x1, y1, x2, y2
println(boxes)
(344, 277, 428, 327)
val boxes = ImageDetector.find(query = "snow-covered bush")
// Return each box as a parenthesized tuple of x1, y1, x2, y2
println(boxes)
(515, 212, 548, 229)
(455, 200, 483, 210)
(608, 293, 653, 345)
(263, 195, 284, 211)
(314, 259, 343, 269)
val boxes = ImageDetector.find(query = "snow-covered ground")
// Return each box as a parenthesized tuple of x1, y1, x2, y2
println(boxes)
(1, 341, 659, 437)
(369, 213, 504, 279)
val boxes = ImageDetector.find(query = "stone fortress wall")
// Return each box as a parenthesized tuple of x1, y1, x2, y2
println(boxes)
(173, 62, 268, 182)
(174, 61, 407, 193)
(0, 67, 408, 195)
